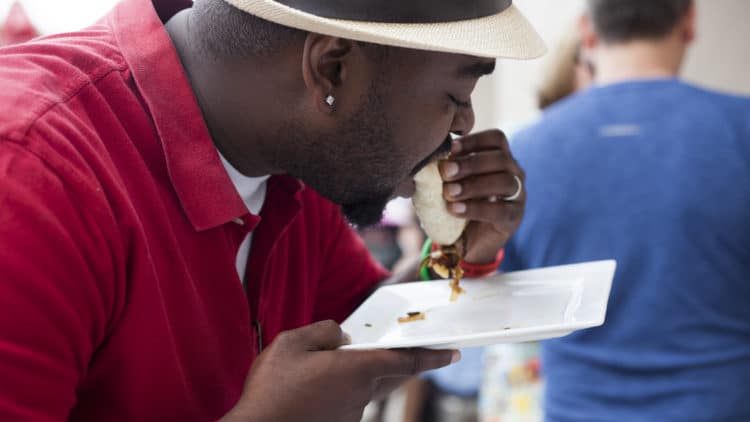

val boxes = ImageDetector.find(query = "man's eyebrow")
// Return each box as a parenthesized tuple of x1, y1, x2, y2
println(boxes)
(456, 60, 496, 79)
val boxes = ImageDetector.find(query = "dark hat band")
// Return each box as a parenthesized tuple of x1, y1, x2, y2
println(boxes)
(274, 0, 513, 24)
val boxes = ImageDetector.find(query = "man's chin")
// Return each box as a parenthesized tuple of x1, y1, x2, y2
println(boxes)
(393, 178, 416, 199)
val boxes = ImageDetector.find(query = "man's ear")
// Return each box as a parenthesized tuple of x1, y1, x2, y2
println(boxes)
(301, 34, 354, 114)
(579, 13, 598, 50)
(680, 3, 697, 44)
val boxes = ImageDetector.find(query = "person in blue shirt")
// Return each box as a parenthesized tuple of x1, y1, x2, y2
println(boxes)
(503, 0, 750, 421)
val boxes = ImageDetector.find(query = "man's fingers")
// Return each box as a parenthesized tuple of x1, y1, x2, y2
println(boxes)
(439, 150, 521, 182)
(280, 320, 349, 351)
(451, 129, 509, 155)
(363, 348, 459, 378)
(447, 199, 525, 229)
(443, 172, 520, 202)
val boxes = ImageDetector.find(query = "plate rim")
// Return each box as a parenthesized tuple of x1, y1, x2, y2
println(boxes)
(339, 319, 602, 350)
(340, 259, 616, 350)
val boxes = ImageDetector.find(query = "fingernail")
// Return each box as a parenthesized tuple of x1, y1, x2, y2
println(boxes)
(442, 161, 459, 178)
(451, 140, 462, 154)
(450, 350, 462, 364)
(342, 332, 352, 345)
(449, 202, 467, 214)
(446, 183, 462, 197)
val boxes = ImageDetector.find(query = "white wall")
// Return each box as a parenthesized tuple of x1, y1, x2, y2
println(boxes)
(683, 0, 750, 95)
(477, 0, 750, 131)
(0, 0, 119, 34)
(472, 0, 586, 131)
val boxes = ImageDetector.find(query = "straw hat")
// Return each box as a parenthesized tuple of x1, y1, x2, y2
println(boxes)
(222, 0, 547, 59)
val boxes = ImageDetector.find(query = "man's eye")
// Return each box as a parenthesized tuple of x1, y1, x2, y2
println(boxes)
(448, 94, 472, 109)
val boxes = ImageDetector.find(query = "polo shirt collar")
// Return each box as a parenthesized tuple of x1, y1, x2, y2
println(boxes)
(109, 0, 291, 231)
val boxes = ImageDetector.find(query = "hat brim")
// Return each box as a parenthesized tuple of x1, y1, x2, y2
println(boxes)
(224, 0, 547, 59)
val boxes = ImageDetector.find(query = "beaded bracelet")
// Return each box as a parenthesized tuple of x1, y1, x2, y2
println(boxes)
(461, 248, 505, 278)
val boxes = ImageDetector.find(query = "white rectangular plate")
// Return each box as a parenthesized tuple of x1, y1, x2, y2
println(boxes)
(341, 260, 616, 350)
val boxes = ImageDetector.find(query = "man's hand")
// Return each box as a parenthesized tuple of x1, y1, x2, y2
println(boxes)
(222, 320, 458, 422)
(439, 129, 526, 264)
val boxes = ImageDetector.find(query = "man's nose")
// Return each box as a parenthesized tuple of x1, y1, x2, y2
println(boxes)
(449, 104, 475, 136)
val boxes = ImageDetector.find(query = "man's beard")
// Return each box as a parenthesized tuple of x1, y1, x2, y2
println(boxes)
(275, 82, 403, 228)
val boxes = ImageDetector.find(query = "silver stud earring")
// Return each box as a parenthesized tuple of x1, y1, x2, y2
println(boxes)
(325, 94, 335, 107)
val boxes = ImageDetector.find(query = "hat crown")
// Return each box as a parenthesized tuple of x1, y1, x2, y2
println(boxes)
(222, 0, 546, 59)
(275, 0, 513, 23)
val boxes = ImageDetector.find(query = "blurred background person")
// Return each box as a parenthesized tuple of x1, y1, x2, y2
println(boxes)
(397, 19, 600, 422)
(358, 198, 426, 422)
(358, 198, 424, 274)
(480, 18, 595, 422)
(362, 200, 485, 422)
(402, 348, 484, 422)
(536, 19, 595, 110)
(501, 1, 750, 422)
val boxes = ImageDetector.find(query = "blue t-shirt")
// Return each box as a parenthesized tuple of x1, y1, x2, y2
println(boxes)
(503, 79, 750, 422)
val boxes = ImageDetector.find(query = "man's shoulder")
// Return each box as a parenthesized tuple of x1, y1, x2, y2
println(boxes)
(671, 81, 749, 109)
(676, 80, 750, 101)
(600, 79, 750, 118)
(670, 82, 750, 137)
(514, 80, 750, 145)
(0, 23, 127, 140)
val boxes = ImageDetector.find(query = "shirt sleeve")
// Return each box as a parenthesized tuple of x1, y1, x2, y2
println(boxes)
(0, 143, 116, 421)
(312, 205, 389, 323)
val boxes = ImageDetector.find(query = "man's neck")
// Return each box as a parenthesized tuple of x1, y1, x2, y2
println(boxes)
(164, 9, 284, 177)
(594, 38, 685, 85)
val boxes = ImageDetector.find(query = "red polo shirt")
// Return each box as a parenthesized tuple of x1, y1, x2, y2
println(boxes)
(0, 0, 388, 420)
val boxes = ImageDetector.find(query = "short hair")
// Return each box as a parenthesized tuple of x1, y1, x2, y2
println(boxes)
(191, 0, 307, 58)
(587, 0, 693, 43)
(191, 0, 393, 61)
